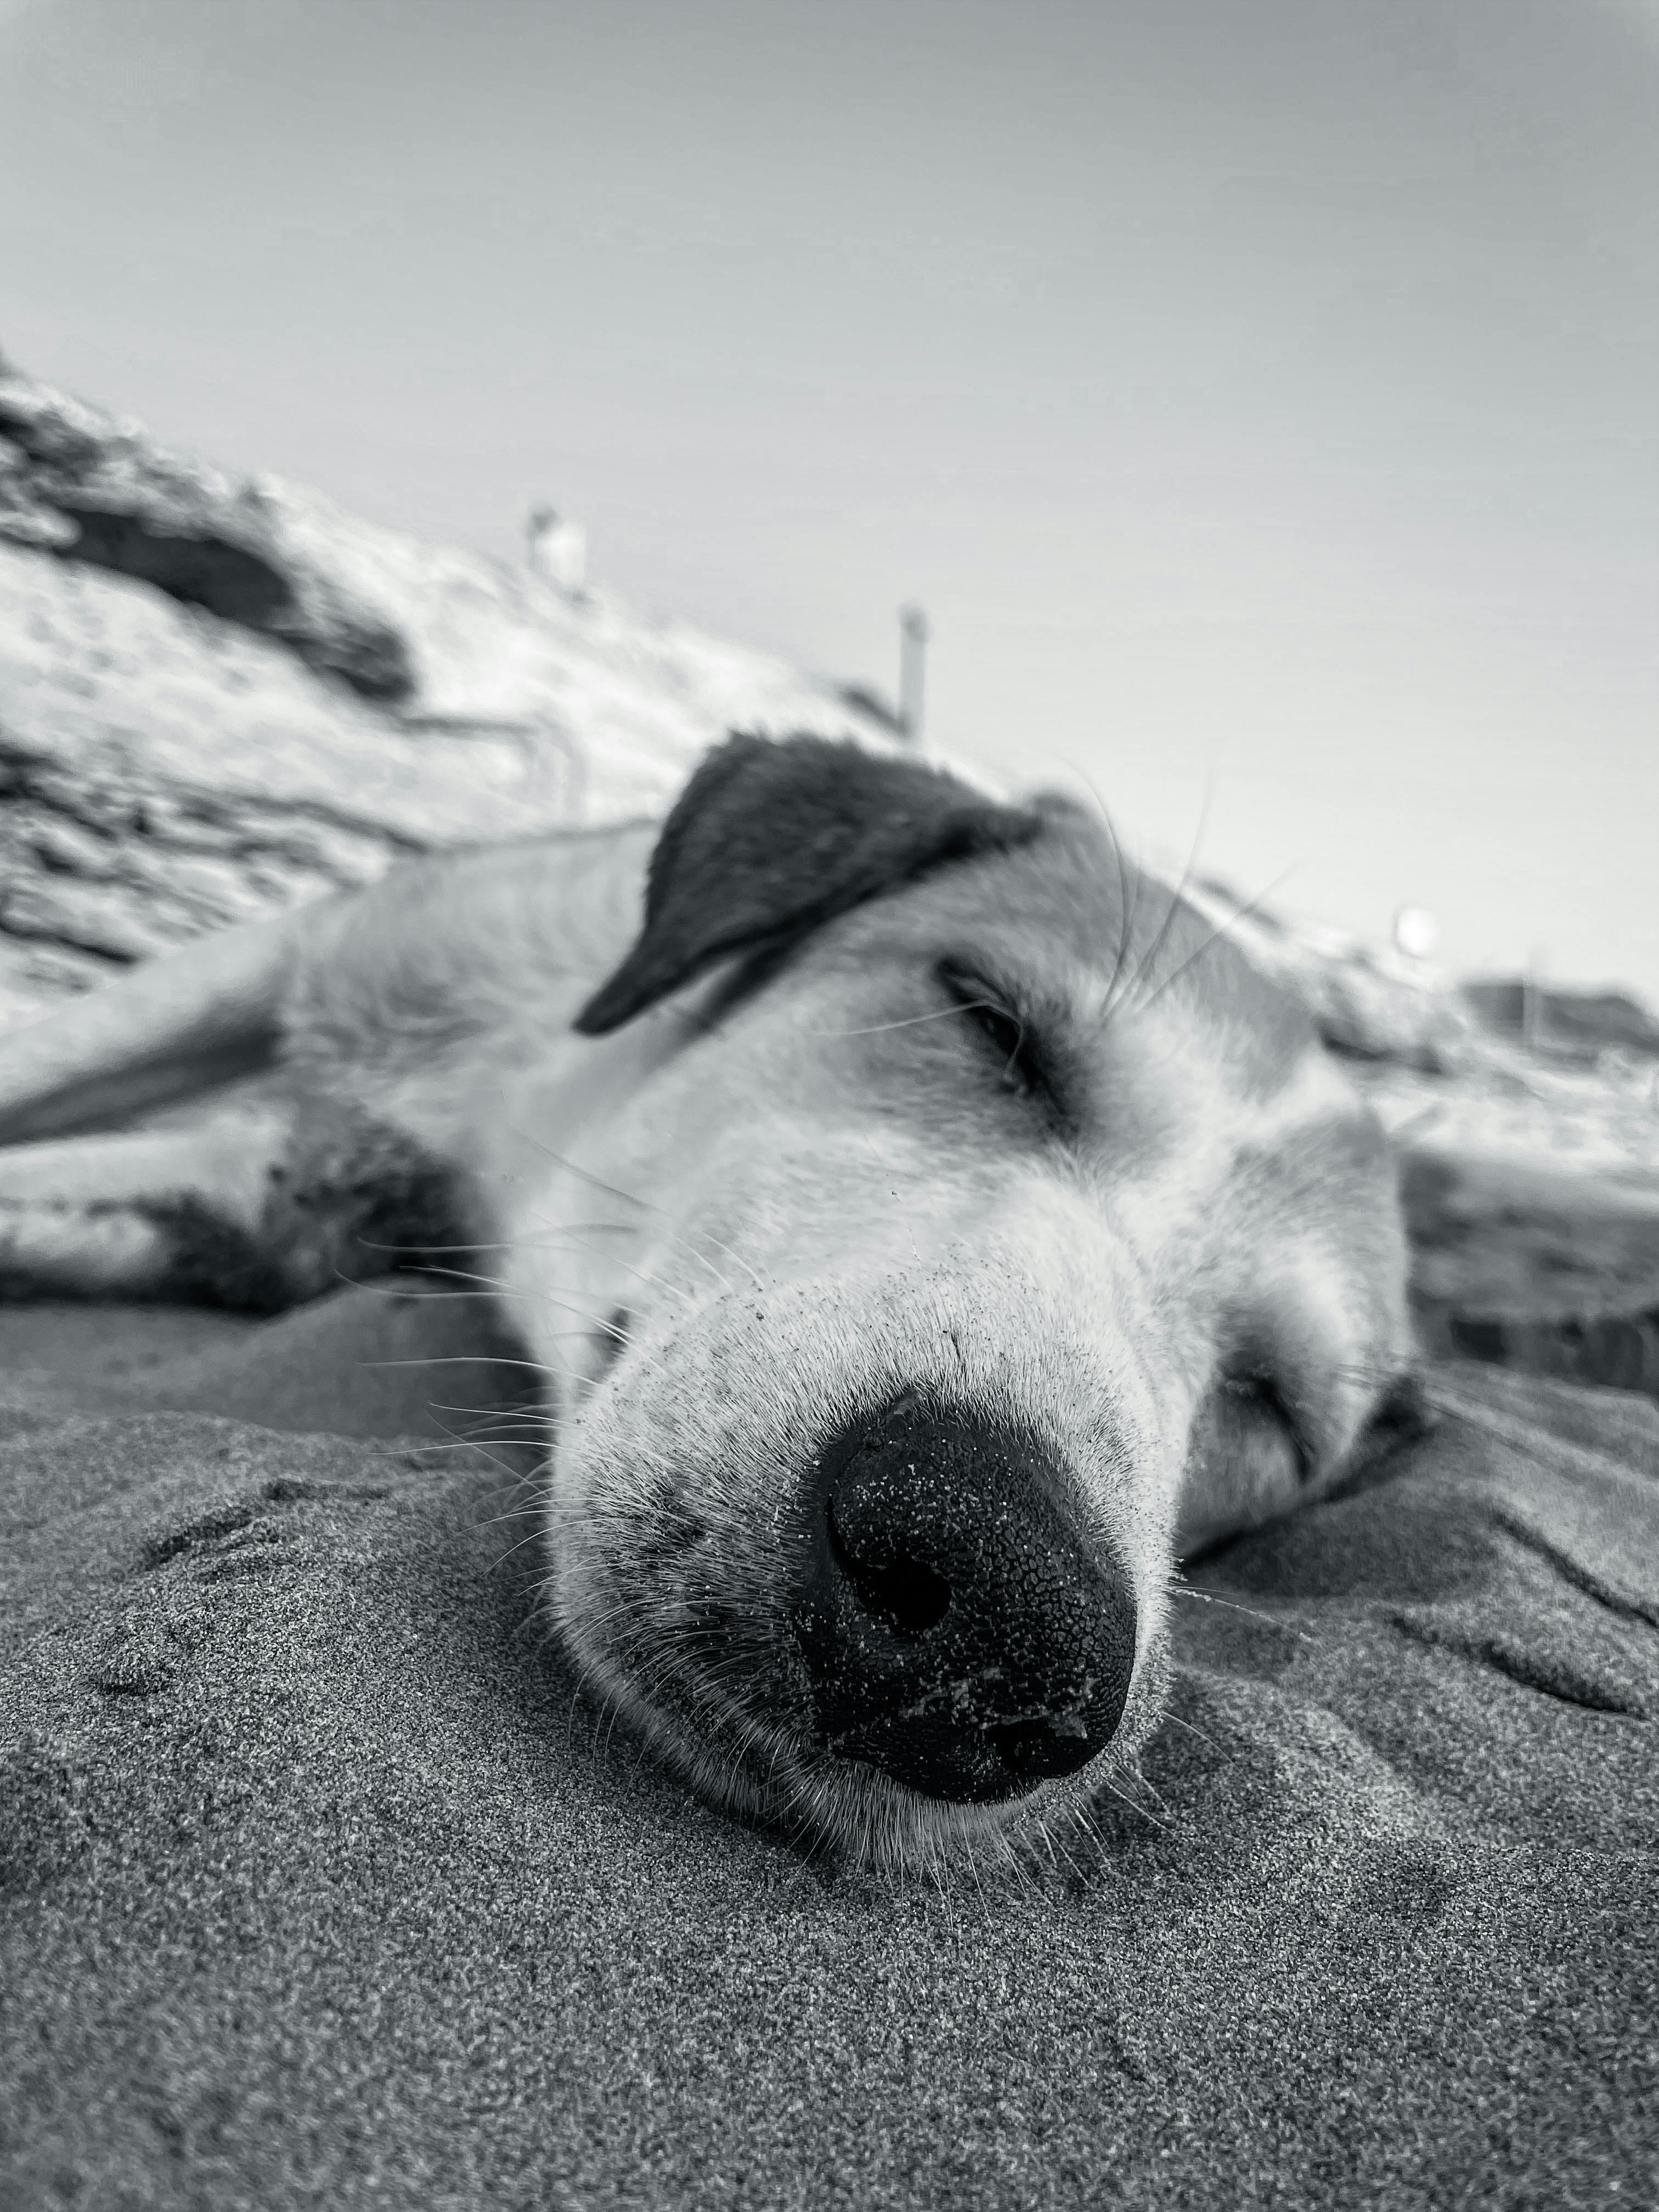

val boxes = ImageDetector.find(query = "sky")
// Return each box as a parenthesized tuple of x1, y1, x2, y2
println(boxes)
(2, 0, 1656, 994)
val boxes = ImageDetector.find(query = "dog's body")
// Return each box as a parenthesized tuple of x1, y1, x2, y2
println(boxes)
(0, 735, 1415, 1873)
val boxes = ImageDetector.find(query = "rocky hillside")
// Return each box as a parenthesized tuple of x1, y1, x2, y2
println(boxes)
(0, 354, 909, 1019)
(2, 354, 1655, 1395)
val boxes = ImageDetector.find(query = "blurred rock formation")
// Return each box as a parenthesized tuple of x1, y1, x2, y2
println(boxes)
(0, 354, 899, 1017)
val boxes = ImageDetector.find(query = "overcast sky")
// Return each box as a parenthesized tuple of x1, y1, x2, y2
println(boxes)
(3, 0, 1655, 992)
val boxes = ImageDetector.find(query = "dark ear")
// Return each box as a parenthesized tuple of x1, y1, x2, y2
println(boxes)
(573, 733, 1046, 1036)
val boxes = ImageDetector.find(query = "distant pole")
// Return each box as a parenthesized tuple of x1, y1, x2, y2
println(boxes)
(899, 604, 929, 744)
(1522, 946, 1545, 1054)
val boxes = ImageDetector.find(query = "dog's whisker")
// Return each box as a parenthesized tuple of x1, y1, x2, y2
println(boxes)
(505, 1125, 659, 1218)
(419, 1412, 532, 1485)
(1132, 863, 1301, 1015)
(658, 1229, 737, 1297)
(490, 1517, 567, 1567)
(506, 1216, 701, 1314)
(809, 1000, 1002, 1041)
(1166, 1583, 1318, 1642)
(356, 1353, 555, 1374)
(536, 1236, 700, 1314)
(678, 1224, 768, 1295)
(472, 1495, 556, 1539)
(1160, 1709, 1228, 1756)
(390, 1267, 628, 1347)
(1067, 769, 1147, 1030)
(1121, 777, 1215, 1013)
(1092, 1772, 1177, 1834)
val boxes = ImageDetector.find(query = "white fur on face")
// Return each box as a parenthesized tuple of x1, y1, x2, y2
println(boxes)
(480, 867, 1409, 1877)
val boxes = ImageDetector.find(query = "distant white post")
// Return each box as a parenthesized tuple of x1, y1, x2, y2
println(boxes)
(899, 603, 929, 744)
(527, 503, 588, 594)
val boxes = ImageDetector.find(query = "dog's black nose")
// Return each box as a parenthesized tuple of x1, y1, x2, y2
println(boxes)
(791, 1395, 1137, 1803)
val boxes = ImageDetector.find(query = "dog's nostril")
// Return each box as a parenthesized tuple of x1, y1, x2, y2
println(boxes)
(837, 1549, 951, 1648)
(826, 1498, 952, 1637)
(861, 1556, 952, 1638)
(984, 1714, 1089, 1782)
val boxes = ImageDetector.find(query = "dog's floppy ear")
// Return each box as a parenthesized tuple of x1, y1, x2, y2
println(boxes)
(573, 733, 1045, 1036)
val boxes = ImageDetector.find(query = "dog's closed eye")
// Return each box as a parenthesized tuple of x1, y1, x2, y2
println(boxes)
(937, 961, 1048, 1101)
(1220, 1370, 1312, 1483)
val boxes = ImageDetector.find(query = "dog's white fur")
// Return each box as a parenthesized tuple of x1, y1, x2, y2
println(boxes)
(0, 744, 1414, 1876)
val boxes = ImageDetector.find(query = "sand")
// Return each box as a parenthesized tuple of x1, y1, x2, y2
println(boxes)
(3, 1289, 1656, 2210)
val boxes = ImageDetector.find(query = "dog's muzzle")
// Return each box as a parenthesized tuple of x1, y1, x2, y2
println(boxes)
(791, 1395, 1137, 1803)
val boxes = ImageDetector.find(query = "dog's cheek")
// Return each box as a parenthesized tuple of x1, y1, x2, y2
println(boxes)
(1172, 1392, 1302, 1557)
(552, 1324, 797, 1612)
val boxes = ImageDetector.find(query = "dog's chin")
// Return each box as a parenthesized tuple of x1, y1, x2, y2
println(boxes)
(543, 1544, 1174, 1883)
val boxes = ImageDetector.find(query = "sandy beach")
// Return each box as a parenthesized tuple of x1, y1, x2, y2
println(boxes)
(4, 1290, 1655, 2208)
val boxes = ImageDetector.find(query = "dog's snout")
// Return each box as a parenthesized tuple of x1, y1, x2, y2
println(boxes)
(792, 1396, 1137, 1803)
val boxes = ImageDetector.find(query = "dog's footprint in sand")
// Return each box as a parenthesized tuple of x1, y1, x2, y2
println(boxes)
(185, 1520, 292, 1585)
(88, 1522, 309, 1699)
(88, 1606, 183, 1697)
(89, 1515, 309, 1697)
(137, 1476, 394, 1582)
(139, 1498, 286, 1575)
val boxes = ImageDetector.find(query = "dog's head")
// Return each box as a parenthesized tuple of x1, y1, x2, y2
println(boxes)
(516, 734, 1414, 1873)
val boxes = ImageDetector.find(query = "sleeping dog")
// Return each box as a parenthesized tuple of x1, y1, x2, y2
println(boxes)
(0, 734, 1417, 1873)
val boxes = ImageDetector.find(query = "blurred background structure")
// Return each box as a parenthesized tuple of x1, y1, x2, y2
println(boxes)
(898, 605, 929, 745)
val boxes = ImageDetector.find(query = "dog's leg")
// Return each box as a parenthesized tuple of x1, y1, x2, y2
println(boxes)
(0, 826, 654, 1306)
(0, 912, 296, 1147)
(0, 824, 654, 1152)
(0, 1092, 473, 1310)
(0, 1102, 296, 1303)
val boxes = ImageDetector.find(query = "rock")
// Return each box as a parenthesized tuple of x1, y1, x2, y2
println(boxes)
(1341, 1008, 1659, 1396)
(0, 374, 411, 698)
(1462, 976, 1659, 1063)
(1402, 1150, 1659, 1395)
(0, 357, 906, 1022)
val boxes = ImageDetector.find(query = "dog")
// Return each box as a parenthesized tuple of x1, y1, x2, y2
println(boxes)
(0, 733, 1418, 1874)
